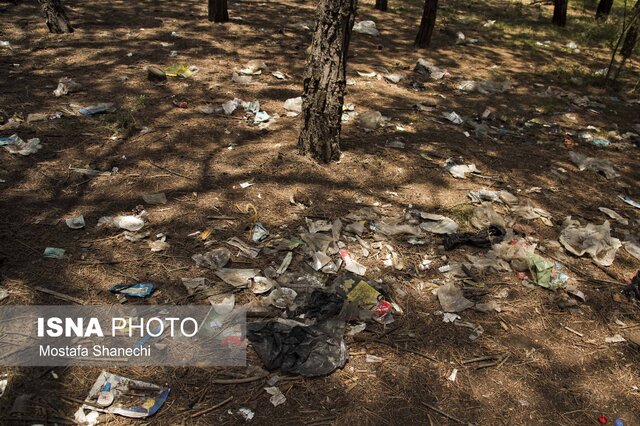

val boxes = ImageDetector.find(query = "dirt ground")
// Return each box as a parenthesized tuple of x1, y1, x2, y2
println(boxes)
(1, 0, 640, 424)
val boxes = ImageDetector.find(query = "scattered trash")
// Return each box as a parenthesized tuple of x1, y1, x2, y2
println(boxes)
(53, 77, 81, 96)
(419, 213, 459, 234)
(365, 354, 383, 363)
(383, 73, 404, 84)
(340, 250, 367, 275)
(569, 151, 618, 179)
(252, 222, 270, 243)
(468, 190, 518, 205)
(559, 218, 621, 266)
(444, 111, 463, 124)
(143, 193, 167, 204)
(98, 215, 145, 232)
(0, 286, 9, 302)
(27, 113, 48, 123)
(357, 70, 377, 78)
(358, 110, 384, 130)
(598, 207, 628, 225)
(618, 195, 640, 209)
(65, 215, 85, 229)
(446, 368, 458, 382)
(623, 241, 640, 261)
(437, 282, 474, 312)
(78, 371, 169, 419)
(0, 134, 42, 156)
(414, 58, 448, 80)
(238, 408, 255, 421)
(248, 318, 347, 377)
(604, 334, 626, 343)
(445, 161, 479, 178)
(457, 80, 510, 94)
(272, 71, 286, 79)
(232, 72, 252, 84)
(283, 97, 302, 115)
(265, 386, 286, 407)
(149, 235, 169, 252)
(215, 269, 261, 288)
(239, 60, 267, 75)
(147, 66, 167, 82)
(353, 20, 379, 36)
(164, 64, 195, 78)
(80, 103, 116, 116)
(623, 271, 640, 301)
(43, 247, 65, 259)
(590, 137, 610, 148)
(109, 282, 155, 297)
(444, 225, 506, 251)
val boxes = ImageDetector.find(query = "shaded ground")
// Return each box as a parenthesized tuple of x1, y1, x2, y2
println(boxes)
(1, 0, 639, 424)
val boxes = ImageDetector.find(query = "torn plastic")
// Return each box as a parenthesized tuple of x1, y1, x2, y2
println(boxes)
(283, 97, 302, 115)
(419, 213, 459, 234)
(353, 20, 379, 36)
(468, 190, 518, 205)
(437, 282, 474, 312)
(239, 59, 267, 75)
(358, 110, 383, 130)
(445, 161, 479, 179)
(598, 207, 628, 225)
(247, 318, 348, 377)
(192, 247, 231, 269)
(0, 134, 42, 156)
(457, 80, 511, 94)
(142, 193, 167, 205)
(53, 77, 81, 97)
(559, 218, 621, 266)
(98, 215, 145, 232)
(510, 202, 553, 227)
(471, 202, 505, 229)
(569, 151, 619, 179)
(215, 269, 261, 288)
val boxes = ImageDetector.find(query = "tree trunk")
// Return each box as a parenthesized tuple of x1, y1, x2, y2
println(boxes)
(552, 0, 568, 27)
(375, 0, 387, 12)
(297, 0, 357, 163)
(208, 0, 229, 23)
(38, 0, 73, 34)
(595, 0, 613, 19)
(620, 1, 640, 58)
(415, 0, 438, 48)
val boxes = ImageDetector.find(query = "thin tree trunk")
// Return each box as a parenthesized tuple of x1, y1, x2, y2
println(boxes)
(375, 0, 387, 12)
(621, 1, 640, 58)
(208, 0, 229, 23)
(595, 0, 614, 19)
(297, 0, 357, 163)
(415, 0, 438, 48)
(552, 0, 569, 27)
(38, 0, 73, 34)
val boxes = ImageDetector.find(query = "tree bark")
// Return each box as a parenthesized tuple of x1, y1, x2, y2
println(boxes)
(208, 0, 229, 23)
(595, 0, 613, 20)
(620, 1, 640, 58)
(552, 0, 568, 27)
(415, 0, 438, 48)
(38, 0, 73, 34)
(297, 0, 357, 163)
(375, 0, 387, 12)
